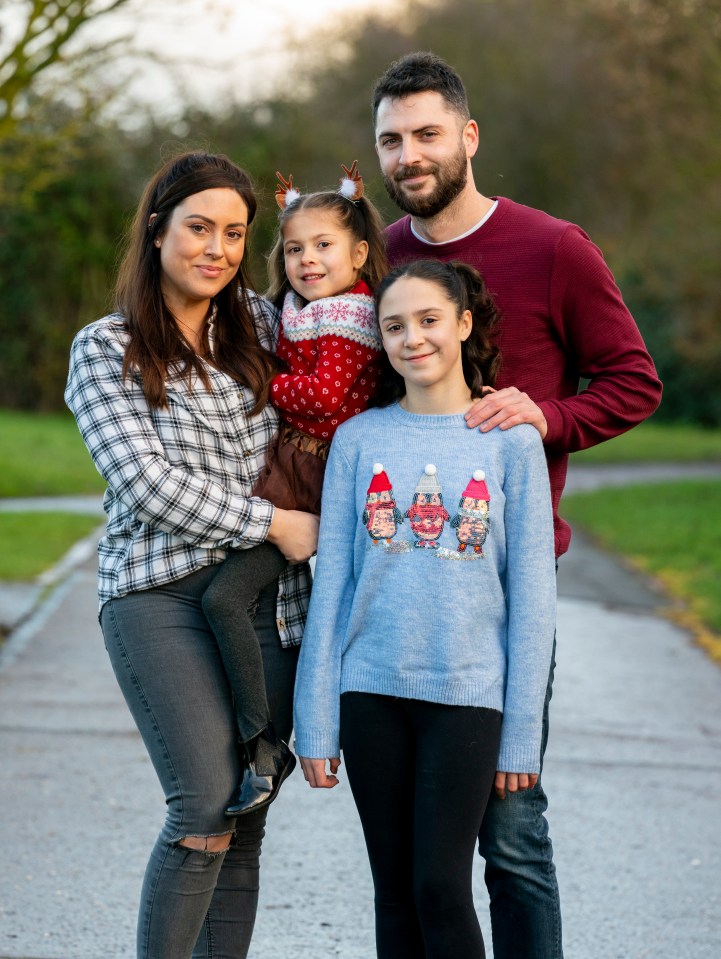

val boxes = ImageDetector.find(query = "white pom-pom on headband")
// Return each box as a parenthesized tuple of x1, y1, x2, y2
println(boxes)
(275, 161, 364, 210)
(338, 161, 364, 201)
(275, 171, 297, 210)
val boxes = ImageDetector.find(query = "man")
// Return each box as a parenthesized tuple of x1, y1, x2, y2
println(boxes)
(372, 52, 662, 958)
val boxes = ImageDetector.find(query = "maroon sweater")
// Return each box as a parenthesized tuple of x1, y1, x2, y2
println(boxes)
(386, 197, 662, 556)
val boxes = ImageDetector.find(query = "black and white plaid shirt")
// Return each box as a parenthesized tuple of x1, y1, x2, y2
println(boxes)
(65, 292, 311, 647)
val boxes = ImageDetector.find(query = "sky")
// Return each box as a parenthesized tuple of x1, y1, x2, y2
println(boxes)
(0, 0, 407, 117)
(158, 0, 391, 105)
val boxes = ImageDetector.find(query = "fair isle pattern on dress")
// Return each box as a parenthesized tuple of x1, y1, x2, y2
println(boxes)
(281, 289, 382, 351)
(270, 279, 382, 442)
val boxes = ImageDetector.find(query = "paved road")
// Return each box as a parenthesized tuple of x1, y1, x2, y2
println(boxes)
(1, 466, 720, 958)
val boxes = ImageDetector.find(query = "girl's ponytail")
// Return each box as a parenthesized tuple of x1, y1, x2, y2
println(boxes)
(452, 261, 501, 397)
(353, 196, 388, 291)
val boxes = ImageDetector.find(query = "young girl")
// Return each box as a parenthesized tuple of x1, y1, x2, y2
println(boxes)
(202, 162, 387, 817)
(293, 260, 557, 959)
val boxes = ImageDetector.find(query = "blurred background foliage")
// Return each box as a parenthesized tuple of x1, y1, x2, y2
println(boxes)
(1, 0, 720, 422)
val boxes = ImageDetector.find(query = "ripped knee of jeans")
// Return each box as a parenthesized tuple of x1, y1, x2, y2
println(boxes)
(177, 832, 233, 855)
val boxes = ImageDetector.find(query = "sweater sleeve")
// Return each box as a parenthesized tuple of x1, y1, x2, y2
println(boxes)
(271, 334, 380, 420)
(64, 324, 274, 550)
(539, 226, 662, 452)
(293, 436, 357, 757)
(497, 429, 557, 773)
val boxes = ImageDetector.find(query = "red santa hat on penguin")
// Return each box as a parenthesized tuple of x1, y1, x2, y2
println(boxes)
(462, 470, 490, 502)
(367, 463, 393, 495)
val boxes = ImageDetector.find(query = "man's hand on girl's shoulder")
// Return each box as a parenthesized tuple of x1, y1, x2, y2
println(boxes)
(465, 387, 548, 439)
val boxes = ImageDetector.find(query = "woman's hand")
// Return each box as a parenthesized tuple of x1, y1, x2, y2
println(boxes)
(494, 770, 539, 799)
(299, 756, 341, 788)
(267, 509, 319, 563)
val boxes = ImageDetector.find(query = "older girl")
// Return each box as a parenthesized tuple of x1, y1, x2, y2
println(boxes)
(293, 260, 556, 959)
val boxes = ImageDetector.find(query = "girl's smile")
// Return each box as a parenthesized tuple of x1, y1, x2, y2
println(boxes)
(404, 351, 435, 363)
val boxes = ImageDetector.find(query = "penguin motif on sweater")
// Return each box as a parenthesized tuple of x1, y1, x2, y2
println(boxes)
(450, 470, 490, 556)
(362, 464, 404, 545)
(405, 464, 450, 549)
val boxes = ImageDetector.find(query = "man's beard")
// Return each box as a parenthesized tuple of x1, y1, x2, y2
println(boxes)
(383, 143, 468, 218)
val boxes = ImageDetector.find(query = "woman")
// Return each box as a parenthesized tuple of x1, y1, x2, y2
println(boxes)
(65, 151, 318, 959)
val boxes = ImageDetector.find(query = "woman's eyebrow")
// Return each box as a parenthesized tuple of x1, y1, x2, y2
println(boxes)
(183, 214, 247, 227)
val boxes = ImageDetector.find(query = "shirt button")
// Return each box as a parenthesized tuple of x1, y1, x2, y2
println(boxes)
(276, 618, 286, 630)
(243, 450, 253, 458)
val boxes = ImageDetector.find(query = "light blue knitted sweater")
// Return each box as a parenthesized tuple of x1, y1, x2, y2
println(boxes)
(293, 403, 557, 773)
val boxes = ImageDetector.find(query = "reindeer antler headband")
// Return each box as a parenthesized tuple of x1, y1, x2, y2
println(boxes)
(275, 160, 365, 210)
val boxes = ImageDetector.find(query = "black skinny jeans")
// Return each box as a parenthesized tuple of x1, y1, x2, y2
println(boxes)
(340, 692, 502, 959)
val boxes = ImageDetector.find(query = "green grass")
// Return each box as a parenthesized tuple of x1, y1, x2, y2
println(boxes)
(0, 409, 105, 497)
(571, 421, 721, 464)
(3, 411, 719, 499)
(0, 512, 102, 580)
(563, 479, 721, 659)
(2, 408, 719, 639)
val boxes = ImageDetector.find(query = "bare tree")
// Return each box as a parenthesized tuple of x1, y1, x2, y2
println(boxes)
(0, 0, 142, 134)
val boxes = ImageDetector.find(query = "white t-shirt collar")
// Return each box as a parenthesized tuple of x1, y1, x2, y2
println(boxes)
(409, 199, 498, 246)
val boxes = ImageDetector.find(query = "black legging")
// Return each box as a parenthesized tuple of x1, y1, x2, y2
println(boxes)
(340, 692, 502, 959)
(202, 542, 288, 742)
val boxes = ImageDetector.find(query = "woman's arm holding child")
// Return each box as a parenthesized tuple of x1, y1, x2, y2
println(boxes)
(66, 323, 318, 562)
(267, 509, 319, 563)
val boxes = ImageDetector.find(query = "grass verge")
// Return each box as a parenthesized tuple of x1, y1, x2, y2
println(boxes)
(0, 513, 102, 581)
(562, 479, 721, 662)
(0, 409, 105, 497)
(571, 421, 721, 464)
(3, 411, 721, 498)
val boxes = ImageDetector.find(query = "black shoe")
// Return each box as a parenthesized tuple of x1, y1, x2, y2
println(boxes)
(224, 735, 296, 817)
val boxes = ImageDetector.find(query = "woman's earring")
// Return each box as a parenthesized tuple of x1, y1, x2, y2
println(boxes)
(154, 238, 161, 247)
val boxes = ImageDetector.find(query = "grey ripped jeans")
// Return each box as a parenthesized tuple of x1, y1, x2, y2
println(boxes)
(101, 565, 298, 959)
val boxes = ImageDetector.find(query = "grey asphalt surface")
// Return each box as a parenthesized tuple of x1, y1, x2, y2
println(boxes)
(1, 465, 720, 958)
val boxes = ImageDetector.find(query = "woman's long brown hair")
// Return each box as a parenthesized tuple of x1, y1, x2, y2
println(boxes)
(116, 151, 281, 413)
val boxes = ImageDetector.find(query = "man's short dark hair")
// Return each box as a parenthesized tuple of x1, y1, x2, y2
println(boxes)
(371, 51, 470, 125)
